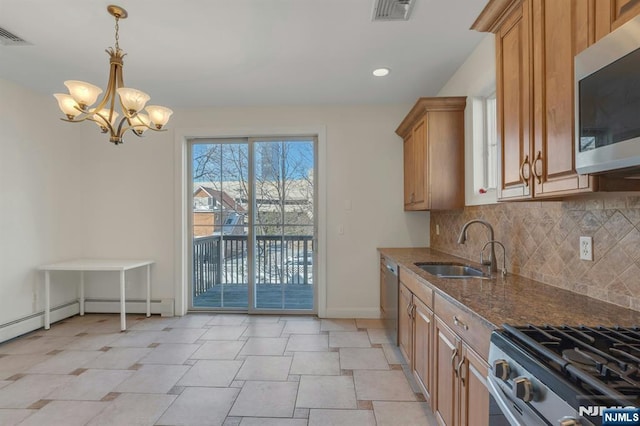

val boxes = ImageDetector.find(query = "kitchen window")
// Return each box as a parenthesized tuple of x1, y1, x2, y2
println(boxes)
(484, 92, 497, 190)
(471, 91, 498, 195)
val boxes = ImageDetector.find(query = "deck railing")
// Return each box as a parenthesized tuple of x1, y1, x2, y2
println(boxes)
(193, 235, 314, 297)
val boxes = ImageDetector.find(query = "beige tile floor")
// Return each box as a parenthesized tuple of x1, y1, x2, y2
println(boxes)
(0, 314, 437, 426)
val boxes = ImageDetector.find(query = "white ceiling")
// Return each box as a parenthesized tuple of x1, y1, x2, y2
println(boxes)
(0, 0, 488, 108)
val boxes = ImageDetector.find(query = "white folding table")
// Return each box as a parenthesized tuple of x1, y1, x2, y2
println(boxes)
(38, 259, 154, 331)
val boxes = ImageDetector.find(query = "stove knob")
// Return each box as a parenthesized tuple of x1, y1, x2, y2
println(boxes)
(558, 417, 580, 426)
(513, 376, 534, 402)
(493, 359, 511, 381)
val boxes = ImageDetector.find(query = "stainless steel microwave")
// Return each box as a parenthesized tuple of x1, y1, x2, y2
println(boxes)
(575, 15, 640, 175)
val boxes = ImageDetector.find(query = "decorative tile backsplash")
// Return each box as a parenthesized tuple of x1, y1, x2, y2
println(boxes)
(430, 195, 640, 312)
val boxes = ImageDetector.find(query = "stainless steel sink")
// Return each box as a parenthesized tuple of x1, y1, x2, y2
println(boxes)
(414, 262, 489, 279)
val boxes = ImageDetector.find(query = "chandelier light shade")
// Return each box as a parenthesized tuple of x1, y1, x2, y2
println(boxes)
(53, 5, 173, 145)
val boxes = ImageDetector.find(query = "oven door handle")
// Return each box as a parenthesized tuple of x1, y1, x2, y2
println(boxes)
(487, 375, 526, 426)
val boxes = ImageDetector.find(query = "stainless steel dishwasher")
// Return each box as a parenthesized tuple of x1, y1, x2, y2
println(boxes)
(381, 257, 398, 345)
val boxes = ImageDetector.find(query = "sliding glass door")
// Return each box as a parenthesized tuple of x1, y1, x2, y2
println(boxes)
(190, 137, 316, 313)
(191, 141, 249, 309)
(253, 140, 315, 310)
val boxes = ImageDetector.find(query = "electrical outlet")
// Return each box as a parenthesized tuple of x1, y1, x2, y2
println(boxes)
(580, 236, 593, 261)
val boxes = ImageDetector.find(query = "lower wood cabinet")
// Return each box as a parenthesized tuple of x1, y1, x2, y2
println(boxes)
(397, 267, 491, 426)
(434, 318, 460, 426)
(413, 297, 433, 403)
(460, 344, 491, 426)
(399, 271, 435, 405)
(398, 283, 413, 365)
(434, 318, 490, 426)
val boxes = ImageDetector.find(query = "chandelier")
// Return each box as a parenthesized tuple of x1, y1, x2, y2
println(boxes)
(53, 5, 173, 145)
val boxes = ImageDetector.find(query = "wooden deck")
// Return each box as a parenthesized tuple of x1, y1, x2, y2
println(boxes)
(193, 284, 314, 310)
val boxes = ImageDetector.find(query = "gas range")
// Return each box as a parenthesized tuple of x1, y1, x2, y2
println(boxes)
(488, 324, 640, 426)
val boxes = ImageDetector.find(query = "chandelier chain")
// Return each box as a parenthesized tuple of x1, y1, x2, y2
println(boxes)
(114, 15, 120, 51)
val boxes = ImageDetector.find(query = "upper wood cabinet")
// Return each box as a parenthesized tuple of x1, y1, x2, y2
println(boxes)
(473, 0, 640, 201)
(396, 97, 466, 210)
(595, 1, 614, 41)
(531, 0, 597, 198)
(613, 0, 640, 29)
(404, 118, 428, 208)
(494, 1, 532, 200)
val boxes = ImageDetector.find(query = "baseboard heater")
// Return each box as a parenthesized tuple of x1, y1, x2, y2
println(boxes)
(0, 301, 79, 344)
(84, 298, 174, 317)
(0, 298, 174, 344)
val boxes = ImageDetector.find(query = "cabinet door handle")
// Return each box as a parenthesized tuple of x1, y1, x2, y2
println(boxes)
(457, 358, 466, 386)
(451, 347, 459, 377)
(411, 304, 416, 319)
(453, 316, 468, 331)
(532, 150, 543, 184)
(407, 302, 413, 318)
(519, 154, 530, 187)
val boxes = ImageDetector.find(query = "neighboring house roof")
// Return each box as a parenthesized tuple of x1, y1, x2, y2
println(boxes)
(196, 179, 312, 201)
(194, 186, 246, 213)
(193, 179, 313, 216)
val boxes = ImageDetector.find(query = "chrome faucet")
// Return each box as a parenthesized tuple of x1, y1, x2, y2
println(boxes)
(457, 219, 498, 273)
(481, 240, 507, 276)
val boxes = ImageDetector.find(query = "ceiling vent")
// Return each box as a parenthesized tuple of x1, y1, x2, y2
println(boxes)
(372, 0, 415, 21)
(0, 27, 29, 46)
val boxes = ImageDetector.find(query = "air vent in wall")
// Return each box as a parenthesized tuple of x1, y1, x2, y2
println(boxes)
(372, 0, 415, 21)
(0, 27, 29, 46)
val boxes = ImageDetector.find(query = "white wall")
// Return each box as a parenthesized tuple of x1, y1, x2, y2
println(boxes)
(0, 78, 429, 327)
(438, 34, 498, 206)
(0, 33, 500, 331)
(1, 35, 498, 327)
(0, 79, 83, 325)
(78, 104, 430, 318)
(73, 120, 176, 303)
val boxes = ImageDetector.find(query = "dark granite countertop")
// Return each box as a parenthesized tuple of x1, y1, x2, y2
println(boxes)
(379, 247, 640, 330)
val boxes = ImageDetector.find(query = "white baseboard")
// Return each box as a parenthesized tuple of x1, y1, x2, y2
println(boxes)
(0, 298, 175, 345)
(323, 307, 382, 319)
(0, 301, 80, 344)
(84, 299, 174, 317)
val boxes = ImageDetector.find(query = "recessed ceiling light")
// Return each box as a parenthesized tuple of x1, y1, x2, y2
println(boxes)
(373, 68, 390, 77)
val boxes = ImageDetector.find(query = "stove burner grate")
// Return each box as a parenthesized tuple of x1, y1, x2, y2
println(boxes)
(502, 324, 640, 402)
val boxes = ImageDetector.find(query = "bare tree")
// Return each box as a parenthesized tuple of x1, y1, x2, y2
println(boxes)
(192, 140, 314, 285)
(193, 141, 313, 236)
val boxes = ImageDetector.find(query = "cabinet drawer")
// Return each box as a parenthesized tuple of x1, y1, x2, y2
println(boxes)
(399, 267, 433, 309)
(434, 293, 491, 360)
